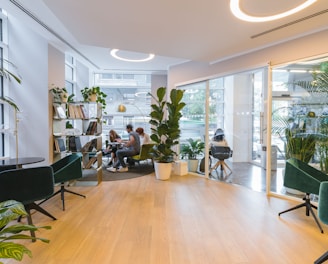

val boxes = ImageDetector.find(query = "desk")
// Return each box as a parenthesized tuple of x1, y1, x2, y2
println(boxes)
(0, 157, 45, 168)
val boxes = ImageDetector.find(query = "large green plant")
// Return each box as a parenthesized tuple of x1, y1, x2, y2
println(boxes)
(0, 200, 51, 263)
(272, 107, 316, 163)
(180, 138, 205, 160)
(149, 87, 186, 163)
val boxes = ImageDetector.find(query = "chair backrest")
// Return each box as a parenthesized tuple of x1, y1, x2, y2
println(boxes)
(51, 153, 83, 184)
(318, 181, 328, 225)
(0, 166, 54, 205)
(0, 164, 17, 172)
(284, 158, 328, 195)
(211, 146, 232, 160)
(134, 143, 155, 160)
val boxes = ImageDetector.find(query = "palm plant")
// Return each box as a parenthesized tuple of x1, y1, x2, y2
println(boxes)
(180, 138, 205, 160)
(272, 107, 316, 163)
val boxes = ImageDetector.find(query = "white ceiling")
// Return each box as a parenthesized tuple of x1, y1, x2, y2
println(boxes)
(9, 0, 328, 73)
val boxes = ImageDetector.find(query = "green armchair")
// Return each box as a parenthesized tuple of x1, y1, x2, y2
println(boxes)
(131, 143, 155, 166)
(279, 158, 328, 233)
(315, 181, 328, 263)
(39, 153, 85, 211)
(0, 166, 56, 239)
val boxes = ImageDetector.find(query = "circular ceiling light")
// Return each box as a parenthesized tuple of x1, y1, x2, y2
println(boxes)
(110, 49, 155, 62)
(230, 0, 317, 22)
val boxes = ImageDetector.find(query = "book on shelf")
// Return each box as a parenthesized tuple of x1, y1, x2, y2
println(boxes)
(68, 104, 76, 118)
(85, 121, 97, 135)
(68, 136, 82, 152)
(80, 104, 88, 119)
(84, 156, 97, 169)
(54, 138, 66, 152)
(81, 138, 98, 153)
(54, 104, 67, 119)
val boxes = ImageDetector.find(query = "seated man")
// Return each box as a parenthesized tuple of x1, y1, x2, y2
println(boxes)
(107, 124, 140, 172)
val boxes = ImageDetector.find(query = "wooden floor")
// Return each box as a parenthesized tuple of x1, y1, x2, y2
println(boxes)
(3, 173, 328, 264)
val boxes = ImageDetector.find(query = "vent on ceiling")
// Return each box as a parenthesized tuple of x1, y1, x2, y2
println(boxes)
(9, 0, 99, 69)
(251, 9, 328, 39)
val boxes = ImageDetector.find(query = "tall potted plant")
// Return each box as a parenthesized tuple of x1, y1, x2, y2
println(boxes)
(180, 138, 205, 172)
(149, 87, 186, 180)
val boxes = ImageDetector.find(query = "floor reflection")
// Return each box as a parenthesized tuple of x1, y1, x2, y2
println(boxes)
(208, 161, 286, 195)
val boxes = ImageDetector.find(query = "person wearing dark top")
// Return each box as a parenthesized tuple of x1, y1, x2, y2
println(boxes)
(107, 124, 140, 172)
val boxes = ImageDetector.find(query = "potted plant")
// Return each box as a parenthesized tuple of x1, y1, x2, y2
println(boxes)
(149, 87, 186, 180)
(0, 200, 51, 262)
(80, 86, 107, 111)
(50, 86, 69, 103)
(180, 138, 205, 172)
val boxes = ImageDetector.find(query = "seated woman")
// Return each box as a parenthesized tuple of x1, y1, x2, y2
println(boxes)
(136, 127, 151, 145)
(103, 129, 122, 166)
(210, 128, 229, 147)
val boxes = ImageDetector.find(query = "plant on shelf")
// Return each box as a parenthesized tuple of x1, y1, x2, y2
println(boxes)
(49, 86, 73, 103)
(149, 87, 186, 180)
(80, 86, 107, 112)
(0, 200, 51, 263)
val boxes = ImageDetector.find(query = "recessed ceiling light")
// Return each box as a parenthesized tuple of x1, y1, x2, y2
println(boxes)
(230, 0, 317, 22)
(110, 49, 155, 62)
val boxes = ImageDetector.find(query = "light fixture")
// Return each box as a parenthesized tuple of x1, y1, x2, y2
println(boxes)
(110, 49, 155, 62)
(117, 104, 126, 112)
(230, 0, 317, 22)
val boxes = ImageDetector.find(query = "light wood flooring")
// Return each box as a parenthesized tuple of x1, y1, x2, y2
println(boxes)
(3, 172, 328, 264)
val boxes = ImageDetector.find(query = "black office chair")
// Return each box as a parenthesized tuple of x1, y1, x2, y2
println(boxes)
(0, 166, 56, 239)
(210, 146, 233, 177)
(278, 158, 328, 233)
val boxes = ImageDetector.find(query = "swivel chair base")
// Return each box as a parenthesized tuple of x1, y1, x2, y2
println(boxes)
(23, 203, 56, 241)
(39, 184, 86, 211)
(209, 160, 232, 178)
(278, 193, 323, 233)
(314, 251, 328, 264)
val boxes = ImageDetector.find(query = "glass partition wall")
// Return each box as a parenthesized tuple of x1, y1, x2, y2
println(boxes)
(269, 55, 328, 197)
(178, 68, 266, 186)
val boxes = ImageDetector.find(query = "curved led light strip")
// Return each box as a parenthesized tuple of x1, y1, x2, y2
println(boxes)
(230, 0, 317, 22)
(110, 49, 155, 62)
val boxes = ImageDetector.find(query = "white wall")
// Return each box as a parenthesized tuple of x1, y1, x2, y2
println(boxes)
(168, 29, 328, 87)
(8, 14, 49, 166)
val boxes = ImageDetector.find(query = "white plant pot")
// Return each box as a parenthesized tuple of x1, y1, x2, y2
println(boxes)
(188, 159, 199, 172)
(154, 162, 172, 180)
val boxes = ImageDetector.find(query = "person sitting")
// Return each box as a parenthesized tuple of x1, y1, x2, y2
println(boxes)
(136, 127, 151, 145)
(210, 128, 229, 147)
(103, 129, 121, 166)
(199, 128, 229, 173)
(107, 124, 140, 173)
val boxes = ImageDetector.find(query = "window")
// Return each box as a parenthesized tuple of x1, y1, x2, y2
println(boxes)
(94, 73, 151, 141)
(0, 10, 8, 157)
(65, 54, 75, 95)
